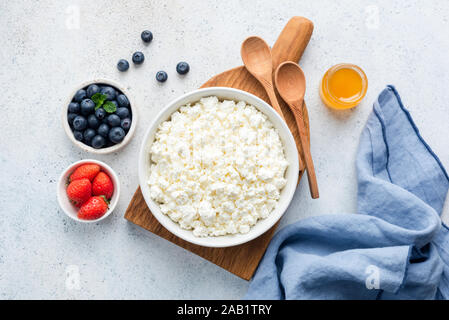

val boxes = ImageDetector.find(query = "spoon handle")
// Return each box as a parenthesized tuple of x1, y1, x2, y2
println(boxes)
(291, 101, 319, 199)
(264, 83, 286, 120)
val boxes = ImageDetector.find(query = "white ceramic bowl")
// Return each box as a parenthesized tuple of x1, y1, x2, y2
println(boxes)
(57, 159, 120, 223)
(138, 87, 299, 247)
(63, 79, 137, 154)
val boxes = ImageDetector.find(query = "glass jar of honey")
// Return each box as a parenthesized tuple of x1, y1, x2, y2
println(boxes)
(319, 63, 368, 109)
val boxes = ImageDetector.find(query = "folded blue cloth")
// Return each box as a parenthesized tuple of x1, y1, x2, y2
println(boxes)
(246, 85, 449, 300)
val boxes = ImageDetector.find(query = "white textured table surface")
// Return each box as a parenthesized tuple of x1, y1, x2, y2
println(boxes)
(1, 0, 449, 299)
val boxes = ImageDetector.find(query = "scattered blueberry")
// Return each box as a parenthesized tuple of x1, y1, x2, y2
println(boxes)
(73, 115, 87, 131)
(156, 71, 168, 82)
(68, 102, 80, 113)
(88, 114, 100, 129)
(117, 94, 129, 107)
(67, 113, 78, 126)
(95, 107, 106, 120)
(86, 84, 100, 98)
(91, 135, 106, 149)
(73, 130, 84, 142)
(117, 59, 130, 72)
(176, 62, 190, 75)
(132, 51, 145, 64)
(100, 86, 117, 101)
(107, 114, 121, 127)
(97, 123, 110, 138)
(141, 30, 153, 43)
(121, 118, 131, 131)
(116, 107, 130, 119)
(83, 128, 96, 144)
(80, 99, 95, 116)
(109, 127, 126, 144)
(73, 89, 87, 102)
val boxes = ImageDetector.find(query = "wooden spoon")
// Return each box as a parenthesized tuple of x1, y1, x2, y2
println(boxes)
(275, 61, 319, 199)
(241, 36, 285, 120)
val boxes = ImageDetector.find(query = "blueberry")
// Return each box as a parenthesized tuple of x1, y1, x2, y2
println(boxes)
(117, 94, 129, 107)
(80, 99, 95, 115)
(86, 84, 100, 97)
(91, 135, 106, 149)
(176, 62, 190, 75)
(73, 130, 84, 142)
(68, 102, 80, 113)
(132, 51, 145, 64)
(141, 30, 153, 43)
(73, 115, 87, 131)
(109, 127, 126, 144)
(116, 107, 130, 119)
(95, 107, 106, 120)
(117, 59, 129, 72)
(100, 86, 117, 101)
(110, 100, 118, 108)
(73, 89, 87, 102)
(156, 71, 168, 82)
(83, 128, 96, 144)
(107, 114, 121, 127)
(121, 118, 132, 131)
(97, 123, 110, 138)
(67, 113, 77, 126)
(88, 114, 100, 129)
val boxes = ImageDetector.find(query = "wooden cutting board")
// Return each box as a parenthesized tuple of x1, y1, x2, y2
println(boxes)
(125, 17, 314, 280)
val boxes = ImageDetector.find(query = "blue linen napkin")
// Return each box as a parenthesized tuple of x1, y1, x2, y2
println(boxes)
(245, 85, 449, 300)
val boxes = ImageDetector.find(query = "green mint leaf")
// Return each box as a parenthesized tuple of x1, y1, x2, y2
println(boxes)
(103, 101, 117, 113)
(91, 93, 106, 104)
(92, 93, 107, 110)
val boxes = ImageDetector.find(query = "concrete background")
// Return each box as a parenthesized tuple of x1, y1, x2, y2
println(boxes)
(1, 0, 448, 299)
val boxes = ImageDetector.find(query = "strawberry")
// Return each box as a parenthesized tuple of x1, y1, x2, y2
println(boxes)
(66, 178, 92, 207)
(92, 172, 114, 199)
(77, 196, 109, 220)
(70, 164, 101, 182)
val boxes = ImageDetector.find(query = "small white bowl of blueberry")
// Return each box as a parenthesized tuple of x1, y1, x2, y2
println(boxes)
(63, 79, 136, 153)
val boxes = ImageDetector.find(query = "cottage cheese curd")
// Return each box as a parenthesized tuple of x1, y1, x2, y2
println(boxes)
(148, 96, 289, 237)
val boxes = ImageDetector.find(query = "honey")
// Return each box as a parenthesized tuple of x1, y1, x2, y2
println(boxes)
(320, 64, 368, 109)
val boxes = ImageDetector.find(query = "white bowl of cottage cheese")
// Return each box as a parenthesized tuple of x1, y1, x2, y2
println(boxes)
(139, 87, 299, 247)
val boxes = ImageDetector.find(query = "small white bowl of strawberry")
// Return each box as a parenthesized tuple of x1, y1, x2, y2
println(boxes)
(57, 159, 119, 222)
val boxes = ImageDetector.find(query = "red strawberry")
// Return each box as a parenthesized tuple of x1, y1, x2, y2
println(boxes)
(92, 172, 114, 199)
(77, 196, 109, 220)
(66, 178, 92, 207)
(70, 164, 101, 182)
